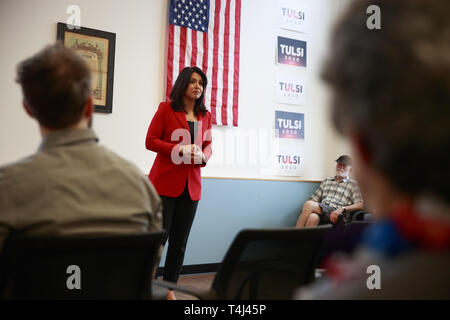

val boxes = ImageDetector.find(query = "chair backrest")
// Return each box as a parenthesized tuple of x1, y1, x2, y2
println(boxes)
(318, 221, 372, 262)
(0, 231, 165, 300)
(212, 225, 331, 300)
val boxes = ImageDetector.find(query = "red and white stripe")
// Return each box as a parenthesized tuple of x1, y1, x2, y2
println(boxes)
(166, 0, 241, 127)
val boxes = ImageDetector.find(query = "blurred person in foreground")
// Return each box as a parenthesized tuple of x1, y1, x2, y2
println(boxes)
(297, 0, 450, 299)
(0, 43, 162, 255)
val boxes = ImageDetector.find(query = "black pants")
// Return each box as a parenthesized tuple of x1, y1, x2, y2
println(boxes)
(160, 182, 199, 283)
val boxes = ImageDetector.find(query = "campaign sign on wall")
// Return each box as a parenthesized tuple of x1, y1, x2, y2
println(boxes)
(275, 110, 304, 140)
(277, 36, 307, 67)
(278, 0, 307, 33)
(275, 72, 305, 105)
(273, 143, 304, 177)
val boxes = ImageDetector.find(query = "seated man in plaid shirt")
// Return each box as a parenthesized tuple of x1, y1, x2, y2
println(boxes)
(296, 155, 364, 228)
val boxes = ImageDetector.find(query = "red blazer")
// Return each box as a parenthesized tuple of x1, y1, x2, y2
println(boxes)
(146, 102, 212, 201)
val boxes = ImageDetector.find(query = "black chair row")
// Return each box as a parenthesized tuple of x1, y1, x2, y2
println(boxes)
(154, 225, 332, 299)
(0, 232, 165, 300)
(0, 222, 371, 300)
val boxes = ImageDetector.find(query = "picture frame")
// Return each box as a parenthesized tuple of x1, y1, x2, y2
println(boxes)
(57, 22, 116, 113)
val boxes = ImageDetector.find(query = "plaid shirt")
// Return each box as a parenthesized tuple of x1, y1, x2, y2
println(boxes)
(310, 177, 363, 209)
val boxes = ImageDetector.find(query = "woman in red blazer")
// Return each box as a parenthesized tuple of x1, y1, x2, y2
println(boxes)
(146, 66, 212, 299)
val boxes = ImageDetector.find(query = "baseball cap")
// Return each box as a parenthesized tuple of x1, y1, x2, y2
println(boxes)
(335, 155, 352, 166)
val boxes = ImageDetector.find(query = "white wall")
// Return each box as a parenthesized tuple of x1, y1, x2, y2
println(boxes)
(0, 0, 351, 181)
(0, 0, 168, 172)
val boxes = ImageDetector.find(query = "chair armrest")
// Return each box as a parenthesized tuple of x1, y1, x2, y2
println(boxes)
(152, 279, 216, 300)
(348, 210, 369, 221)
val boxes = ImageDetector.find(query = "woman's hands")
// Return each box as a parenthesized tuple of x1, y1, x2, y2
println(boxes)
(179, 144, 204, 164)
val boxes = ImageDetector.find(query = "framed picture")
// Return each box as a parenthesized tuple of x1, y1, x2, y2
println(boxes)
(57, 22, 116, 113)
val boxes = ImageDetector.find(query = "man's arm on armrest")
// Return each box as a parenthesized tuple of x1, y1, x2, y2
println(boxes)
(344, 202, 364, 211)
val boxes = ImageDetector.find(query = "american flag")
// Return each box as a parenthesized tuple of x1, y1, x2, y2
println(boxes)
(166, 0, 242, 126)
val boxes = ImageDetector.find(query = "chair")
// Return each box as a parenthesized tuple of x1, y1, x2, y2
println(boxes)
(0, 231, 165, 300)
(317, 220, 372, 266)
(154, 225, 331, 300)
(318, 210, 372, 227)
(347, 209, 373, 222)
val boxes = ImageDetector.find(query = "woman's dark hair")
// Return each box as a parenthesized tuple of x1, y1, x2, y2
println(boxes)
(16, 42, 92, 129)
(322, 0, 450, 202)
(169, 66, 208, 116)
